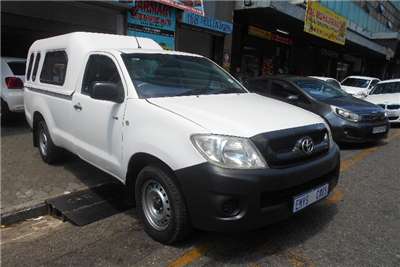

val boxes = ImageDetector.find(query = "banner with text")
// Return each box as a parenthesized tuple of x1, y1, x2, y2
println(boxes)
(127, 1, 176, 50)
(155, 0, 204, 16)
(304, 1, 347, 45)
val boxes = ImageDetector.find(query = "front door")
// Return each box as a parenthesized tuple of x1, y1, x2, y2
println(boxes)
(71, 53, 126, 178)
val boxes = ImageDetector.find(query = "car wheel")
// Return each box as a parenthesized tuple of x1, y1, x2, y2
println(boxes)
(1, 99, 11, 123)
(135, 165, 191, 244)
(36, 118, 63, 164)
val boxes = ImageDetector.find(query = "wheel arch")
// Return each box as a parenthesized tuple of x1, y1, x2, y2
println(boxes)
(32, 111, 44, 147)
(125, 152, 183, 203)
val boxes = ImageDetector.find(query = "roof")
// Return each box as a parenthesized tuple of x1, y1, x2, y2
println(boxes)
(247, 75, 318, 82)
(29, 32, 162, 53)
(309, 76, 337, 81)
(377, 79, 400, 84)
(118, 49, 203, 58)
(1, 57, 26, 62)
(344, 76, 379, 80)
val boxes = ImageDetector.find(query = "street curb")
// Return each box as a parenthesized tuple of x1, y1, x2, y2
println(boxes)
(1, 202, 49, 226)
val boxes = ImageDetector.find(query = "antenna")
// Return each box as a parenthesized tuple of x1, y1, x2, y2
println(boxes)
(134, 36, 142, 49)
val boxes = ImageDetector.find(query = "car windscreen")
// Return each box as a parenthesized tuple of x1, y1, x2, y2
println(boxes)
(7, 61, 26, 75)
(370, 82, 400, 94)
(293, 79, 348, 100)
(341, 78, 369, 88)
(121, 53, 246, 98)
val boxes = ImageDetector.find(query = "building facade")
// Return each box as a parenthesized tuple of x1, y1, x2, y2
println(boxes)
(231, 0, 400, 80)
(1, 1, 234, 69)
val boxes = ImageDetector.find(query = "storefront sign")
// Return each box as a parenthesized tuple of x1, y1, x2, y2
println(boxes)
(127, 1, 176, 50)
(154, 0, 204, 16)
(304, 1, 347, 45)
(181, 12, 233, 34)
(248, 25, 271, 40)
(248, 25, 292, 45)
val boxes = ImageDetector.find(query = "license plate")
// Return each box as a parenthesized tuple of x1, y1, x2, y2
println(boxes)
(387, 111, 398, 117)
(372, 126, 387, 134)
(293, 184, 329, 213)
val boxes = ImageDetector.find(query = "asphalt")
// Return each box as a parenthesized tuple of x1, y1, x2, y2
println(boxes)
(1, 117, 115, 216)
(1, 124, 399, 266)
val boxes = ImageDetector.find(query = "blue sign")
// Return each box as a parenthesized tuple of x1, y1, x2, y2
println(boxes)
(181, 12, 233, 34)
(127, 1, 176, 50)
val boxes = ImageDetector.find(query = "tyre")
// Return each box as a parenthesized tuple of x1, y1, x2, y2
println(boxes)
(36, 118, 63, 164)
(1, 99, 11, 123)
(135, 165, 191, 244)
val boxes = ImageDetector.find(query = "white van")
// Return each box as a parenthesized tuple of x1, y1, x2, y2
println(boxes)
(25, 32, 340, 244)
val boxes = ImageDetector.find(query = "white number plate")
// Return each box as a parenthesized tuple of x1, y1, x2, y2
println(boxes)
(372, 126, 387, 134)
(293, 184, 329, 213)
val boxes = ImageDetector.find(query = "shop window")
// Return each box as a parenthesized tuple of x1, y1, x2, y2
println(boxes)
(40, 51, 68, 86)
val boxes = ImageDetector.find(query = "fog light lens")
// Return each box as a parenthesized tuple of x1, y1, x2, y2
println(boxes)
(221, 199, 240, 217)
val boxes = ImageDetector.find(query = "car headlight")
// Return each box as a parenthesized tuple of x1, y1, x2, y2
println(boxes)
(331, 105, 360, 122)
(323, 122, 334, 149)
(191, 134, 267, 169)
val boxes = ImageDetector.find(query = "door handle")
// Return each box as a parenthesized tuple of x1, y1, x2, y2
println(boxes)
(73, 103, 82, 111)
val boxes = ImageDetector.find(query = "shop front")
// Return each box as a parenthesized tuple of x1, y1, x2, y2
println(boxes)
(176, 11, 233, 66)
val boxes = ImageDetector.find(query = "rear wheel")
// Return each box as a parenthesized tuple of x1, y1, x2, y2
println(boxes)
(36, 118, 63, 164)
(135, 165, 191, 244)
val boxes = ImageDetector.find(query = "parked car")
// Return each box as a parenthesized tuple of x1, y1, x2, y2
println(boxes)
(310, 76, 341, 89)
(25, 32, 340, 244)
(364, 79, 400, 124)
(341, 76, 380, 97)
(1, 57, 26, 120)
(244, 76, 389, 143)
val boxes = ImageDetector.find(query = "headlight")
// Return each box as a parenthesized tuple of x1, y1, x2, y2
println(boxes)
(191, 134, 267, 169)
(323, 122, 334, 149)
(331, 105, 360, 122)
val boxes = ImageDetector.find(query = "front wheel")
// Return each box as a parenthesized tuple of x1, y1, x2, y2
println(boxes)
(135, 165, 191, 244)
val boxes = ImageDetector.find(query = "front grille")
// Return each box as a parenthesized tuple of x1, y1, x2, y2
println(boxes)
(260, 168, 339, 208)
(387, 104, 400, 110)
(251, 123, 329, 169)
(389, 116, 399, 120)
(361, 112, 386, 122)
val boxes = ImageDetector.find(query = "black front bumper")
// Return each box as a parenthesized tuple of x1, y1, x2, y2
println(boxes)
(326, 113, 390, 143)
(175, 144, 340, 232)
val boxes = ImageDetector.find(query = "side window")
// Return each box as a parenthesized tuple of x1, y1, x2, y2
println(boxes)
(369, 79, 379, 89)
(26, 53, 35, 81)
(40, 51, 68, 86)
(270, 81, 308, 104)
(32, 53, 41, 81)
(81, 54, 123, 96)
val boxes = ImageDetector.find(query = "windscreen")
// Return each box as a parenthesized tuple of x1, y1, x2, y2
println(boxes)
(341, 78, 370, 88)
(7, 62, 26, 76)
(122, 53, 246, 98)
(294, 79, 348, 100)
(370, 82, 400, 94)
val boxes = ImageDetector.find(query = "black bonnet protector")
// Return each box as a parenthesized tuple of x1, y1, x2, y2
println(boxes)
(251, 123, 329, 169)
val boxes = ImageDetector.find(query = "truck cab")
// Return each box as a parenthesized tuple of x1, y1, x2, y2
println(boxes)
(25, 32, 340, 244)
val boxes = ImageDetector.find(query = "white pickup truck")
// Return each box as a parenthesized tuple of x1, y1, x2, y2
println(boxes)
(24, 32, 340, 244)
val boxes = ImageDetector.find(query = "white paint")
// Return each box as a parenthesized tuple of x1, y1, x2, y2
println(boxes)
(25, 32, 328, 185)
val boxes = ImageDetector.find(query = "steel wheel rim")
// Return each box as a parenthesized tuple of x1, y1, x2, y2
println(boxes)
(141, 179, 171, 231)
(39, 127, 48, 157)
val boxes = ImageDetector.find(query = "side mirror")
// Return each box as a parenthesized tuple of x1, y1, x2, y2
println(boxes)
(286, 95, 299, 102)
(90, 82, 124, 103)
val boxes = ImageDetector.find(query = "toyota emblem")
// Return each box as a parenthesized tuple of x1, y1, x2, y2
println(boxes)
(298, 136, 314, 155)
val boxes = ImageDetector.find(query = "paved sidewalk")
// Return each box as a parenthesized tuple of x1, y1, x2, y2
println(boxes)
(1, 118, 115, 218)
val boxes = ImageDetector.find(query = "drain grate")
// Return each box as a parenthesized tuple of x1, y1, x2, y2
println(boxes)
(46, 183, 133, 226)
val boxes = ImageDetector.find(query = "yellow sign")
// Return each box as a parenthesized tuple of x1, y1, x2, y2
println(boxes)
(304, 1, 347, 45)
(248, 25, 272, 40)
